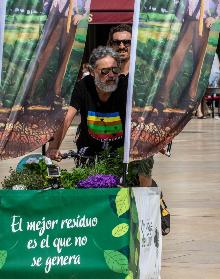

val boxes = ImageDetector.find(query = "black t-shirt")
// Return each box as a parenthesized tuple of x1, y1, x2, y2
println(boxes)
(70, 75, 128, 153)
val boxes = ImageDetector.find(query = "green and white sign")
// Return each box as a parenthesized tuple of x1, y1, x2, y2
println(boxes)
(0, 188, 160, 279)
(0, 188, 161, 279)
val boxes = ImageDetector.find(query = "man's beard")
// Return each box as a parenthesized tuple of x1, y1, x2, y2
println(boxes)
(94, 76, 119, 93)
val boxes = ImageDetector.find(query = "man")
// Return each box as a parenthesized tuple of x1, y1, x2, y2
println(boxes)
(26, 0, 90, 103)
(108, 24, 155, 187)
(46, 46, 126, 160)
(108, 24, 132, 76)
(155, 0, 220, 111)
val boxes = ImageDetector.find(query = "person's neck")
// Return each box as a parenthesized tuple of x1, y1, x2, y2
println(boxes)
(120, 59, 130, 76)
(96, 87, 112, 102)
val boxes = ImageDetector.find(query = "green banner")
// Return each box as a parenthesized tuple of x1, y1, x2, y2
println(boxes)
(0, 188, 140, 279)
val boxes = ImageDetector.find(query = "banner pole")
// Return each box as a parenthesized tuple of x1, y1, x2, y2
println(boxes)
(123, 0, 141, 164)
(0, 0, 7, 85)
(122, 163, 129, 186)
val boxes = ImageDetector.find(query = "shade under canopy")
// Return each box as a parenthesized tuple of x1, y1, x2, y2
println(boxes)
(90, 0, 134, 24)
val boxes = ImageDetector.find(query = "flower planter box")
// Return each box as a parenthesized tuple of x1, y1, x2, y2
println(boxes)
(0, 187, 161, 279)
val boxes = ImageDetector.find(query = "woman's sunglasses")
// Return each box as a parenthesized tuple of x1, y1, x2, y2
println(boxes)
(99, 66, 121, 76)
(111, 39, 131, 47)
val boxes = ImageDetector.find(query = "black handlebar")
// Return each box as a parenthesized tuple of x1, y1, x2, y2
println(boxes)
(61, 150, 79, 159)
(61, 150, 95, 167)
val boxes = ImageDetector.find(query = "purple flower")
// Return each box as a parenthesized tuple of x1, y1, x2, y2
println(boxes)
(77, 174, 120, 188)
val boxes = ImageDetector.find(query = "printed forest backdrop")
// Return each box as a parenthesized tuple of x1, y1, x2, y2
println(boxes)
(0, 0, 90, 159)
(124, 0, 220, 162)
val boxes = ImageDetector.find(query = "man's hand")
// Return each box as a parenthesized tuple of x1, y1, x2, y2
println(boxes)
(73, 14, 84, 25)
(46, 149, 62, 162)
(46, 107, 77, 162)
(205, 17, 216, 29)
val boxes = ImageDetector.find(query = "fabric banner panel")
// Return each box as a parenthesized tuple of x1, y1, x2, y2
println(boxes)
(132, 187, 161, 279)
(89, 0, 134, 24)
(90, 12, 134, 24)
(0, 0, 91, 159)
(0, 188, 161, 279)
(90, 0, 134, 12)
(0, 0, 7, 84)
(125, 0, 220, 161)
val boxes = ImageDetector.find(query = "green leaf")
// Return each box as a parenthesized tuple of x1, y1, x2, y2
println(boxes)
(112, 223, 129, 238)
(131, 201, 139, 224)
(125, 271, 134, 279)
(0, 250, 7, 269)
(104, 250, 129, 274)
(135, 248, 139, 266)
(115, 189, 130, 217)
(129, 233, 135, 265)
(137, 228, 140, 242)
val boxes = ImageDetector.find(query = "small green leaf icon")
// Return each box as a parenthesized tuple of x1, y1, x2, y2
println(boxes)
(125, 271, 134, 279)
(104, 250, 129, 274)
(0, 250, 7, 269)
(112, 223, 129, 237)
(115, 188, 130, 217)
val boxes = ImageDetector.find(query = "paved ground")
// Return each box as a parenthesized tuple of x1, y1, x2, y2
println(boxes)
(0, 117, 220, 278)
(154, 118, 220, 279)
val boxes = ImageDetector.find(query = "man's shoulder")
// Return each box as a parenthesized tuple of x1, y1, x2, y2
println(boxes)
(70, 75, 95, 108)
(76, 75, 95, 90)
(119, 73, 129, 80)
(118, 74, 128, 91)
(78, 74, 94, 84)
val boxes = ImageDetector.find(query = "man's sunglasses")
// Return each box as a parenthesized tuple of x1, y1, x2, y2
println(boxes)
(99, 66, 121, 75)
(111, 39, 131, 47)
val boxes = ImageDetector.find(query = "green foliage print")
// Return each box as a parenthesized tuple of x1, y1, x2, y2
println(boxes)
(112, 223, 129, 238)
(129, 191, 140, 278)
(130, 202, 139, 224)
(104, 250, 129, 275)
(0, 250, 7, 269)
(104, 189, 139, 278)
(115, 189, 130, 217)
(135, 248, 139, 266)
(125, 271, 134, 279)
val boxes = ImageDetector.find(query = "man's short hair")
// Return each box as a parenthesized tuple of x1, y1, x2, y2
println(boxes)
(107, 24, 132, 46)
(89, 46, 120, 69)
